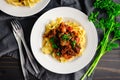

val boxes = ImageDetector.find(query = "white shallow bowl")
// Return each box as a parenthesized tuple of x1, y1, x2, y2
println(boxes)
(30, 7, 98, 74)
(0, 0, 50, 17)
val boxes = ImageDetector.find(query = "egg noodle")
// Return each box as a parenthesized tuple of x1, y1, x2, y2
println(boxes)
(42, 17, 86, 62)
(6, 0, 41, 7)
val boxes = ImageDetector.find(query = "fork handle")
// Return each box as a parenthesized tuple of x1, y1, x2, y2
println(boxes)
(21, 37, 40, 74)
(17, 39, 28, 80)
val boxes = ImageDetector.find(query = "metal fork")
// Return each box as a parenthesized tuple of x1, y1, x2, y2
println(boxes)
(13, 30, 28, 80)
(11, 20, 40, 74)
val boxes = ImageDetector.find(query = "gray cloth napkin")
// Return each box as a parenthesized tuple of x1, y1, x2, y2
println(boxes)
(0, 0, 95, 80)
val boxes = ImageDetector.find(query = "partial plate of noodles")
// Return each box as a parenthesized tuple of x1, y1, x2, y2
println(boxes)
(0, 0, 50, 17)
(30, 7, 98, 74)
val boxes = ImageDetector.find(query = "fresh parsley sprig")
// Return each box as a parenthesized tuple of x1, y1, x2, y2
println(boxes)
(81, 0, 120, 80)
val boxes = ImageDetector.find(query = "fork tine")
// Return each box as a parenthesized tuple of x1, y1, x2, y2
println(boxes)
(14, 20, 21, 29)
(11, 21, 17, 32)
(11, 20, 22, 31)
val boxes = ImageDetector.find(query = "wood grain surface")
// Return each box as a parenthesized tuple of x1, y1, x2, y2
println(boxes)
(0, 56, 24, 80)
(0, 49, 120, 80)
(93, 49, 120, 80)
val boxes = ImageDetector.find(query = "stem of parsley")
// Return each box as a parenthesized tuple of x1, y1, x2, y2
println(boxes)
(81, 0, 120, 80)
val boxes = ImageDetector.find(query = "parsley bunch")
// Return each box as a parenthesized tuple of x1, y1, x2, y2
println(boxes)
(81, 0, 120, 80)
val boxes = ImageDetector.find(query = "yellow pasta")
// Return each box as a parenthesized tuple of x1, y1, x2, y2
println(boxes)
(6, 0, 41, 7)
(42, 17, 86, 62)
(41, 38, 53, 54)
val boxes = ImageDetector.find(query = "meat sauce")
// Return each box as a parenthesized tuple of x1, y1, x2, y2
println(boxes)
(43, 22, 81, 59)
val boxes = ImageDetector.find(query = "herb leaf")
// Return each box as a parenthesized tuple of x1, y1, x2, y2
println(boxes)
(49, 37, 58, 48)
(106, 41, 119, 52)
(56, 52, 61, 56)
(71, 40, 76, 48)
(62, 34, 70, 40)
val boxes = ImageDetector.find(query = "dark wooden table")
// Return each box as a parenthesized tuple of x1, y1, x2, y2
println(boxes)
(0, 49, 120, 80)
(93, 49, 120, 80)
